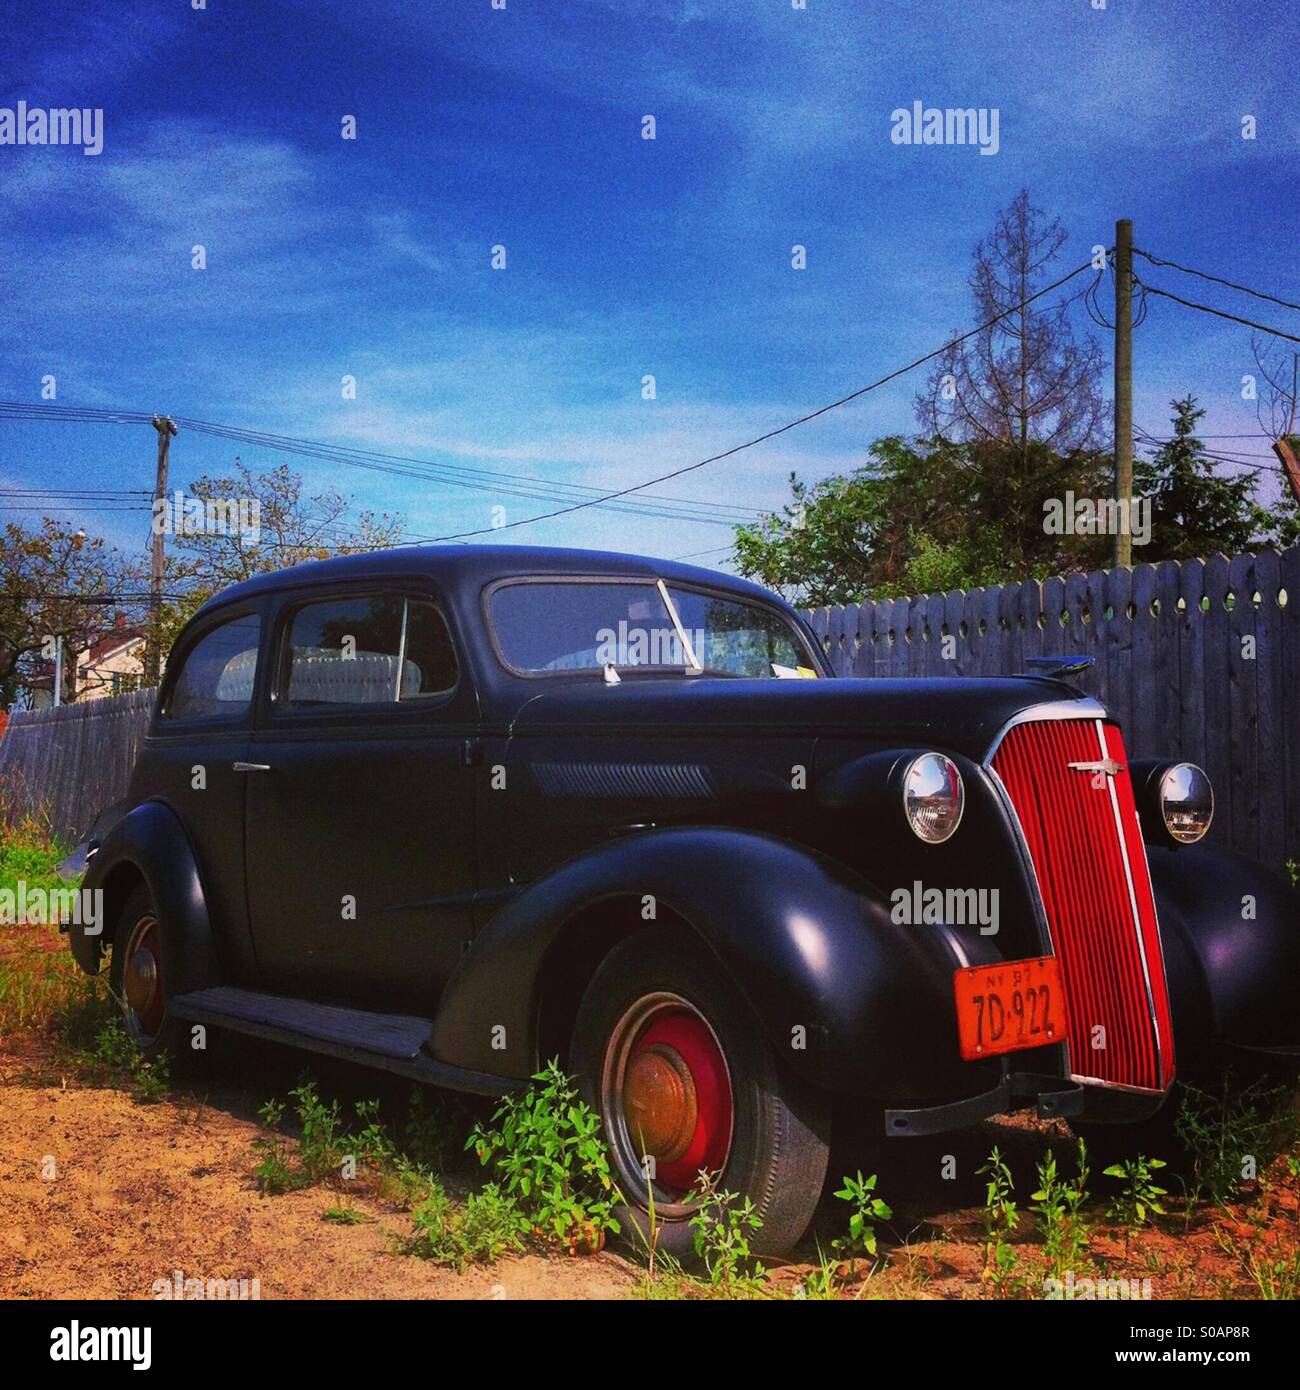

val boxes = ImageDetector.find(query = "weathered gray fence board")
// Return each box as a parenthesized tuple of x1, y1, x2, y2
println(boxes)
(1282, 547, 1300, 872)
(1255, 550, 1283, 870)
(0, 688, 156, 847)
(807, 547, 1298, 868)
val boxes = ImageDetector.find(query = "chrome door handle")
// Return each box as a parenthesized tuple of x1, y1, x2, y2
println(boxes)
(232, 761, 272, 773)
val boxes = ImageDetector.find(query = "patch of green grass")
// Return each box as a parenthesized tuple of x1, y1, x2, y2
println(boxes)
(1103, 1155, 1168, 1234)
(0, 813, 66, 898)
(404, 1182, 525, 1270)
(253, 1078, 396, 1193)
(253, 1098, 302, 1195)
(0, 818, 102, 1040)
(1215, 1226, 1300, 1299)
(322, 1202, 372, 1226)
(687, 1169, 767, 1292)
(0, 926, 107, 1038)
(1177, 1077, 1296, 1209)
(831, 1170, 892, 1266)
(978, 1146, 1021, 1297)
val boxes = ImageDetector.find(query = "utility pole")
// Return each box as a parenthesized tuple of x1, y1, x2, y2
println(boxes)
(1113, 218, 1134, 570)
(146, 415, 177, 684)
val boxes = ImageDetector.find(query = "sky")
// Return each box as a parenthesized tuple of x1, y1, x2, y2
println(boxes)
(1, 0, 1296, 573)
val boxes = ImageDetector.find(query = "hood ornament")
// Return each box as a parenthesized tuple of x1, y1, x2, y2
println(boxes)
(1068, 757, 1124, 778)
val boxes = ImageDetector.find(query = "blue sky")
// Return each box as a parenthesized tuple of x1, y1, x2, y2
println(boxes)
(1, 0, 1295, 572)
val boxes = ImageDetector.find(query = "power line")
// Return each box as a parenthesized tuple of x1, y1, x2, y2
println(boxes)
(1131, 273, 1300, 344)
(671, 544, 737, 562)
(0, 401, 762, 528)
(1133, 248, 1300, 315)
(410, 256, 1103, 544)
(1134, 426, 1291, 480)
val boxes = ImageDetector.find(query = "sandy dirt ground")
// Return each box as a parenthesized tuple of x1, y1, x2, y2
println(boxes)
(0, 1041, 637, 1301)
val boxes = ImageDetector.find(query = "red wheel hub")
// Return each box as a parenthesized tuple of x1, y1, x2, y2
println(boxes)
(622, 1009, 732, 1190)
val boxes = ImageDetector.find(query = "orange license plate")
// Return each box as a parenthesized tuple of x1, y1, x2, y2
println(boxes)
(953, 956, 1067, 1061)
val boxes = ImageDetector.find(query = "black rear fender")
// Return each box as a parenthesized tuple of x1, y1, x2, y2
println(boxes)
(73, 800, 221, 998)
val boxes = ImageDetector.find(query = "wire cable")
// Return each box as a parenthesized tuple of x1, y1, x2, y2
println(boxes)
(1133, 248, 1300, 315)
(1132, 273, 1300, 344)
(410, 257, 1102, 544)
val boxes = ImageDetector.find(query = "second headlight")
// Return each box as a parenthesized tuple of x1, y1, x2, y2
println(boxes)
(902, 752, 964, 844)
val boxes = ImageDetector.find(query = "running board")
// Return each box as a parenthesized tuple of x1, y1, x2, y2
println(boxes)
(168, 986, 516, 1097)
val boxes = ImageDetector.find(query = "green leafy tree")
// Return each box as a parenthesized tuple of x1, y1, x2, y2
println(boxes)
(733, 435, 1110, 605)
(1134, 397, 1274, 560)
(0, 519, 137, 706)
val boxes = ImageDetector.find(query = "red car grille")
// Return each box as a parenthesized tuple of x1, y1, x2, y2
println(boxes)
(991, 718, 1174, 1092)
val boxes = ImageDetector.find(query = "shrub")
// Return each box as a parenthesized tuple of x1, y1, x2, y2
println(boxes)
(468, 1060, 620, 1252)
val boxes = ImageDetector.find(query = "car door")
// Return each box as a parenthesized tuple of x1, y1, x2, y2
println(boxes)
(242, 582, 478, 1015)
(129, 601, 265, 981)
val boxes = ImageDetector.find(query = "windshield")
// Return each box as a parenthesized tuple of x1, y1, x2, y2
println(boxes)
(488, 579, 821, 678)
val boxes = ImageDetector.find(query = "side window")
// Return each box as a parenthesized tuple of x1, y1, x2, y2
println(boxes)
(162, 613, 261, 722)
(400, 600, 459, 699)
(277, 594, 457, 709)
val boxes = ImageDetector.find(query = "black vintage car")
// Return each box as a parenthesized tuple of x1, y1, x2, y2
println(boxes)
(68, 545, 1299, 1257)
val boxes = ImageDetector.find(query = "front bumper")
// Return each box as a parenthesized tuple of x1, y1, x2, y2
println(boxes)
(884, 1069, 1087, 1136)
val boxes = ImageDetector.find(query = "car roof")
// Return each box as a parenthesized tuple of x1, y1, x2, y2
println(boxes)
(194, 543, 788, 617)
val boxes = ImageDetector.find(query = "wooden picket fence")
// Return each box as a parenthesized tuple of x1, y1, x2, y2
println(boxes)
(805, 547, 1300, 869)
(0, 687, 155, 848)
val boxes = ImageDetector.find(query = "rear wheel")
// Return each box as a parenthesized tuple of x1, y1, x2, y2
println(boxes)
(109, 883, 188, 1063)
(570, 926, 830, 1261)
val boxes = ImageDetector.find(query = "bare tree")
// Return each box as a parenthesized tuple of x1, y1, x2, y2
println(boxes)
(1250, 335, 1298, 441)
(916, 190, 1106, 465)
(153, 459, 405, 660)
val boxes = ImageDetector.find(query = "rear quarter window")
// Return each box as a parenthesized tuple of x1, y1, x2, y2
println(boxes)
(162, 613, 261, 722)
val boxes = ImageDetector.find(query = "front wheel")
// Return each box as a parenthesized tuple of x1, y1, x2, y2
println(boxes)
(570, 926, 830, 1261)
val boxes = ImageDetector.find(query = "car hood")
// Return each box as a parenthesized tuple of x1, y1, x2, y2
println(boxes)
(507, 674, 1102, 762)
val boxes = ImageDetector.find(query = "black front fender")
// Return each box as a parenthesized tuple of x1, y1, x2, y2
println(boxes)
(73, 800, 221, 999)
(1148, 840, 1300, 1075)
(432, 827, 1004, 1099)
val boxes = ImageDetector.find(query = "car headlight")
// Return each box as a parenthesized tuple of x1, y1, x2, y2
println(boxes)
(1159, 762, 1213, 843)
(902, 753, 964, 844)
